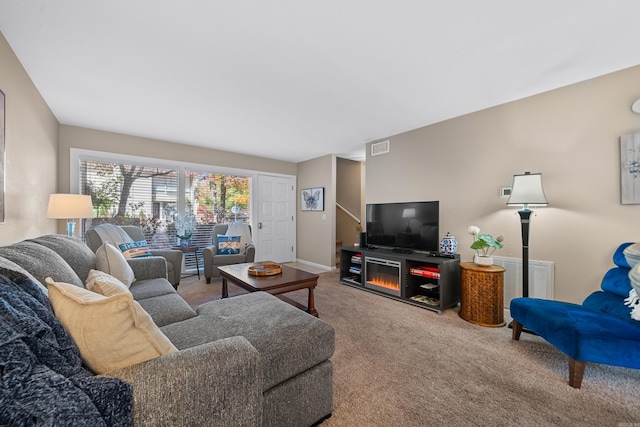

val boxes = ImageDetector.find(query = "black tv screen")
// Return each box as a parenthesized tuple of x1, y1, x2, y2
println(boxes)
(365, 201, 439, 253)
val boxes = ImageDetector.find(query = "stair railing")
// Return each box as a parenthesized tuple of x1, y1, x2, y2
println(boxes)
(336, 203, 361, 229)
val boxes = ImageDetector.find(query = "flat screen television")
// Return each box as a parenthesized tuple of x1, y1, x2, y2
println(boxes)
(365, 201, 439, 253)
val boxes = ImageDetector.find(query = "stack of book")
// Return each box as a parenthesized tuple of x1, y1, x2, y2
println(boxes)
(409, 266, 440, 279)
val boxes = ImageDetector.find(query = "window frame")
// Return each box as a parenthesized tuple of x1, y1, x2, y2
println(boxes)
(70, 148, 259, 227)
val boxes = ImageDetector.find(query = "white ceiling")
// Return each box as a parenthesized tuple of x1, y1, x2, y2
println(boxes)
(2, 1, 640, 163)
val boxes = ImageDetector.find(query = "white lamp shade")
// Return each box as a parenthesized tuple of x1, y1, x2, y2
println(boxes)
(47, 194, 94, 219)
(506, 173, 549, 207)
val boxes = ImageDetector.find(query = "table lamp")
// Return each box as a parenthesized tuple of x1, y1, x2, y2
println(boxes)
(506, 172, 548, 298)
(47, 194, 94, 237)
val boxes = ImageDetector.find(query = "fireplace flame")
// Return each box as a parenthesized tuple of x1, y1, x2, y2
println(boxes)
(366, 275, 400, 291)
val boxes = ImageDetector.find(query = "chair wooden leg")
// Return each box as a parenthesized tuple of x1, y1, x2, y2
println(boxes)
(511, 319, 523, 340)
(568, 358, 585, 388)
(206, 277, 211, 284)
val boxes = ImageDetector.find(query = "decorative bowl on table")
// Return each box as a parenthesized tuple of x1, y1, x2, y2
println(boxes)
(248, 263, 283, 276)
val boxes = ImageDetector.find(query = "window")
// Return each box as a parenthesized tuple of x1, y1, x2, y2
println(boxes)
(77, 152, 252, 271)
(80, 159, 178, 248)
(183, 170, 252, 253)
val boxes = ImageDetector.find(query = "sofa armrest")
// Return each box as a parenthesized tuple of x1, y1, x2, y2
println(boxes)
(202, 245, 216, 259)
(245, 244, 256, 262)
(150, 249, 184, 279)
(126, 256, 168, 281)
(105, 336, 262, 427)
(203, 245, 216, 278)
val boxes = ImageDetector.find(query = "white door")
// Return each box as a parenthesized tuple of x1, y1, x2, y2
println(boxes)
(255, 174, 295, 263)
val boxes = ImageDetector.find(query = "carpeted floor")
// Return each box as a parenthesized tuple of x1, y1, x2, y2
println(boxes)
(177, 271, 640, 427)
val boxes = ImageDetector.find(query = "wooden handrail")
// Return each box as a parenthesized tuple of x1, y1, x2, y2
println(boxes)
(336, 202, 360, 225)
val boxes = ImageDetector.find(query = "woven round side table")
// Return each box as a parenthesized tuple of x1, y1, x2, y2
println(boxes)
(458, 262, 506, 327)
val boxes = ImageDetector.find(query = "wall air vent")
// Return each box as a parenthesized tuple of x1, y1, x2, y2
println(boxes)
(371, 140, 390, 156)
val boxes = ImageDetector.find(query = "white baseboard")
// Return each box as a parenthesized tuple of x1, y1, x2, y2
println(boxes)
(293, 259, 335, 272)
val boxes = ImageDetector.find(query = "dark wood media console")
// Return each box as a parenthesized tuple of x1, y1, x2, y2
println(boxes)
(339, 246, 461, 314)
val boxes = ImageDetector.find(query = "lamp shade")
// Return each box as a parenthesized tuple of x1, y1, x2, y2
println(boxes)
(402, 208, 416, 219)
(47, 194, 94, 219)
(506, 172, 548, 207)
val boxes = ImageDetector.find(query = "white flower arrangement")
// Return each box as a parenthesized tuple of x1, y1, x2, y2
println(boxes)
(176, 213, 197, 240)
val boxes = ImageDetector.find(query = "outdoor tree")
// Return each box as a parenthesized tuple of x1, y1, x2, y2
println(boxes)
(116, 165, 173, 218)
(84, 162, 120, 217)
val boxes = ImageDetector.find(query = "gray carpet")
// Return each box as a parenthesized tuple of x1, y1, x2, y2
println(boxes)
(178, 271, 640, 426)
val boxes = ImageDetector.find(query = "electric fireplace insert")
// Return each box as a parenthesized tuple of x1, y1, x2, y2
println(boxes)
(364, 256, 401, 297)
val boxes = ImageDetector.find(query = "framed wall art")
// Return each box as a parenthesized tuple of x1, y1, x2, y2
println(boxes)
(300, 187, 324, 211)
(620, 132, 640, 204)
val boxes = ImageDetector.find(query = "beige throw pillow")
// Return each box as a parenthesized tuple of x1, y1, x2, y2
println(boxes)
(45, 277, 177, 374)
(95, 242, 136, 286)
(85, 269, 130, 297)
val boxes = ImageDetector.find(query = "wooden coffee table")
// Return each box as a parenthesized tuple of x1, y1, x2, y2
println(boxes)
(218, 262, 319, 317)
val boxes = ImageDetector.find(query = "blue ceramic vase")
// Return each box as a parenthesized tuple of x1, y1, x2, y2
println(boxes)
(439, 232, 457, 255)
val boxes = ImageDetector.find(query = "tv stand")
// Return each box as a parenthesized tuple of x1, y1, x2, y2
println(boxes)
(339, 246, 460, 314)
(392, 248, 413, 254)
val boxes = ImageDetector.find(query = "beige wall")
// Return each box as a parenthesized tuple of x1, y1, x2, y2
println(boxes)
(296, 154, 336, 267)
(367, 64, 640, 304)
(0, 32, 59, 244)
(58, 125, 297, 191)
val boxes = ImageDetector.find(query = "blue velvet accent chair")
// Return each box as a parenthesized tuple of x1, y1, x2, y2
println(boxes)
(510, 242, 640, 388)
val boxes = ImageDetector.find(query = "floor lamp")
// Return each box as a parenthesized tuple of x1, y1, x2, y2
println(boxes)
(506, 172, 548, 329)
(47, 194, 94, 237)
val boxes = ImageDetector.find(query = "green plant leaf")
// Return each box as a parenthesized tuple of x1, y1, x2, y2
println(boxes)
(470, 240, 489, 250)
(478, 234, 503, 249)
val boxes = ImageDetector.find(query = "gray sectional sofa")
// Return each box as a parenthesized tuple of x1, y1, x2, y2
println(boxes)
(0, 234, 335, 426)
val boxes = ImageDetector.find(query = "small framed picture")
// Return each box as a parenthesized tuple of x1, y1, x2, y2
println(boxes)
(301, 187, 324, 211)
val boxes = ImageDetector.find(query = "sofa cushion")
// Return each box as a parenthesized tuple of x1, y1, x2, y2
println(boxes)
(27, 234, 97, 283)
(85, 269, 130, 297)
(136, 293, 198, 327)
(129, 277, 177, 300)
(599, 267, 632, 298)
(127, 276, 197, 326)
(46, 278, 177, 374)
(582, 290, 640, 326)
(161, 292, 335, 390)
(0, 241, 83, 287)
(96, 242, 136, 286)
(213, 253, 248, 266)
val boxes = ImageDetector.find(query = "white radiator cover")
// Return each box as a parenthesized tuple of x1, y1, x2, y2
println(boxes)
(492, 256, 555, 311)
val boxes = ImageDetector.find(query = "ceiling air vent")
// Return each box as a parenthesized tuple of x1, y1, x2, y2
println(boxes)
(371, 140, 390, 156)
